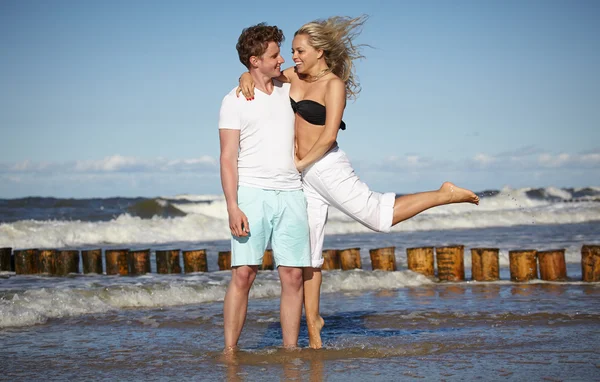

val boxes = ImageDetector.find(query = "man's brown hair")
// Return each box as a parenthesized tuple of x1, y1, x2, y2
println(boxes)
(236, 23, 285, 69)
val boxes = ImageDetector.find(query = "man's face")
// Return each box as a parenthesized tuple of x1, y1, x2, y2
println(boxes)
(254, 41, 285, 78)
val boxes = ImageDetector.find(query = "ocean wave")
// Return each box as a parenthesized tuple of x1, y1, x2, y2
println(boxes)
(127, 199, 187, 219)
(1, 186, 599, 249)
(1, 203, 599, 249)
(0, 270, 432, 328)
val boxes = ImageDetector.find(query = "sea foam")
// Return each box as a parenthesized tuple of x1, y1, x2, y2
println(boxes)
(0, 270, 431, 328)
(1, 187, 598, 249)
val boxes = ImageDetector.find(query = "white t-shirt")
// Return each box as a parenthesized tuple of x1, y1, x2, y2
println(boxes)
(218, 80, 301, 190)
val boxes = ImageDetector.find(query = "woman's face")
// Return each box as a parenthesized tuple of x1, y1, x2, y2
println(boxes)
(292, 34, 321, 74)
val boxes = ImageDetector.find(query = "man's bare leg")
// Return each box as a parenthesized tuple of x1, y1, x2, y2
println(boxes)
(303, 267, 324, 349)
(393, 182, 479, 225)
(223, 265, 258, 351)
(278, 266, 304, 348)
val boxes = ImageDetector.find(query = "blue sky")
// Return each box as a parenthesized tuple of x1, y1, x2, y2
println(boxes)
(1, 0, 599, 198)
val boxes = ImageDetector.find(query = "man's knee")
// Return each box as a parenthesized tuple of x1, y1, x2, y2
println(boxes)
(279, 267, 303, 289)
(231, 266, 257, 290)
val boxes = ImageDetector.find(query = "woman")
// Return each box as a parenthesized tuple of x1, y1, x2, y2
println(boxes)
(238, 15, 479, 349)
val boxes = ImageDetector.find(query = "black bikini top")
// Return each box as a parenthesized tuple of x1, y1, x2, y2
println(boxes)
(290, 97, 346, 130)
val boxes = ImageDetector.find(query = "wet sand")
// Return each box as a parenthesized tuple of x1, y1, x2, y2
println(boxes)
(2, 280, 599, 381)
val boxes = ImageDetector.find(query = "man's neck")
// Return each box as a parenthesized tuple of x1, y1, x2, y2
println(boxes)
(250, 70, 274, 95)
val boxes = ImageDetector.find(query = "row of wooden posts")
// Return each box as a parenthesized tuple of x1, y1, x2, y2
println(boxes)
(1, 245, 599, 282)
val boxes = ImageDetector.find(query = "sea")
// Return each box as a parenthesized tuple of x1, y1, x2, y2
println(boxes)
(0, 186, 599, 381)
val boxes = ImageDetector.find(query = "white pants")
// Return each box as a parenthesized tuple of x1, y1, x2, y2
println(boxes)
(302, 146, 395, 268)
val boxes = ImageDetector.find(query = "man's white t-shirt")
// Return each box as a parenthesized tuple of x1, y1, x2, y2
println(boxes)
(218, 80, 301, 190)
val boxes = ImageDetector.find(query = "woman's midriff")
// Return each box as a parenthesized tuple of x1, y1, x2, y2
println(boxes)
(295, 118, 337, 160)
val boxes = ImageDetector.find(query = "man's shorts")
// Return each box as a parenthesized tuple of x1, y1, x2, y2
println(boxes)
(302, 146, 395, 268)
(231, 186, 311, 268)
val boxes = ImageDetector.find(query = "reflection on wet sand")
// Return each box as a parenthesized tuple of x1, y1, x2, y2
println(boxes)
(220, 348, 325, 382)
(582, 284, 600, 295)
(309, 357, 324, 382)
(375, 290, 397, 298)
(511, 283, 536, 296)
(222, 351, 241, 382)
(406, 286, 436, 304)
(471, 283, 501, 299)
(438, 284, 467, 298)
(539, 283, 566, 297)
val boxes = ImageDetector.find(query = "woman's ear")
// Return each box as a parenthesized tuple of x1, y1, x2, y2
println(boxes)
(317, 49, 324, 59)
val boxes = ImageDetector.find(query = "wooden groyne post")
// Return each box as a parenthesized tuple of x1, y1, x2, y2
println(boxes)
(538, 249, 567, 281)
(128, 249, 151, 275)
(157, 249, 182, 274)
(14, 249, 39, 275)
(471, 248, 500, 281)
(183, 249, 207, 273)
(509, 249, 538, 282)
(369, 247, 396, 271)
(105, 249, 129, 276)
(55, 250, 80, 276)
(436, 245, 465, 281)
(82, 249, 103, 274)
(339, 248, 362, 270)
(406, 247, 434, 277)
(321, 249, 341, 270)
(0, 247, 12, 272)
(581, 245, 600, 282)
(261, 249, 274, 271)
(38, 249, 57, 275)
(218, 251, 232, 271)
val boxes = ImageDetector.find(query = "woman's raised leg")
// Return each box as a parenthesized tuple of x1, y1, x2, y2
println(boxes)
(392, 182, 479, 225)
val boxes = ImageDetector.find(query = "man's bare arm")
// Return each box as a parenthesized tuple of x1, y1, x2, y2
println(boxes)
(219, 129, 249, 237)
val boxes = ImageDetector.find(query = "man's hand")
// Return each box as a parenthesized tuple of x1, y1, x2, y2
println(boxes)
(228, 205, 250, 237)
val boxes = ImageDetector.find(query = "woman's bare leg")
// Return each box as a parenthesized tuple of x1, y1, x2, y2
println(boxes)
(393, 182, 479, 225)
(303, 267, 325, 349)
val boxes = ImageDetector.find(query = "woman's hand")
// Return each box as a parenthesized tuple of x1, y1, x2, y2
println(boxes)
(294, 155, 306, 173)
(235, 72, 255, 100)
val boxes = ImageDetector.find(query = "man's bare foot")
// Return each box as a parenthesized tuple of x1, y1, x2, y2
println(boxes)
(440, 182, 479, 205)
(221, 346, 239, 364)
(307, 315, 325, 349)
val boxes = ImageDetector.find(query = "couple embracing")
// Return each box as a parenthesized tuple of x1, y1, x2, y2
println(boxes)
(218, 17, 479, 354)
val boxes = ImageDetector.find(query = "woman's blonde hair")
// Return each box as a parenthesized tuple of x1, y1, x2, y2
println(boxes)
(295, 15, 368, 100)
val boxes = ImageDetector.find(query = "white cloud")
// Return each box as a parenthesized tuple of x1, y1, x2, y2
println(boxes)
(538, 153, 570, 167)
(495, 145, 542, 158)
(1, 155, 219, 175)
(473, 153, 495, 166)
(74, 155, 148, 172)
(366, 147, 600, 175)
(380, 155, 440, 170)
(579, 152, 600, 165)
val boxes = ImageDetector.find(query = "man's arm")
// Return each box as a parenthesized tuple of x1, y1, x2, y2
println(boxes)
(219, 129, 249, 237)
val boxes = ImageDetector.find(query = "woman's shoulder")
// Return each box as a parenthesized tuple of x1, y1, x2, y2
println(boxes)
(324, 75, 346, 94)
(326, 74, 344, 86)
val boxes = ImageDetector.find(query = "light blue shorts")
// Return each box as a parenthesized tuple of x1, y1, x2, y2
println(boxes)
(231, 186, 311, 268)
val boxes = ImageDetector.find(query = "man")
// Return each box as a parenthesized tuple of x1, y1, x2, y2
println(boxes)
(219, 23, 311, 353)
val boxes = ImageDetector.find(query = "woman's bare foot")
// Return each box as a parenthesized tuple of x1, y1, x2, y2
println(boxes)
(440, 182, 479, 205)
(307, 315, 325, 349)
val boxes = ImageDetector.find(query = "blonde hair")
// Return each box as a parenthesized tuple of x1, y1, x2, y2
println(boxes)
(295, 15, 368, 100)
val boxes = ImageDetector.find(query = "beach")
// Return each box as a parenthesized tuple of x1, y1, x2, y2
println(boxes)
(1, 271, 599, 381)
(1, 187, 599, 380)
